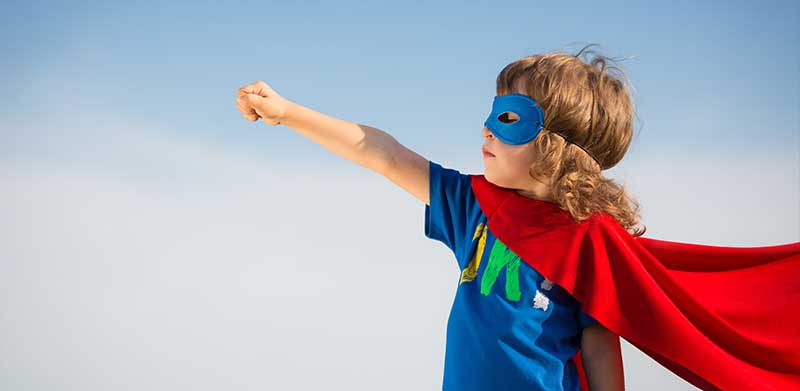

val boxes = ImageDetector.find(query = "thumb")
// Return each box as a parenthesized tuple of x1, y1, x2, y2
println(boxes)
(237, 94, 260, 117)
(239, 93, 268, 110)
(238, 93, 280, 125)
(239, 93, 266, 111)
(237, 93, 253, 103)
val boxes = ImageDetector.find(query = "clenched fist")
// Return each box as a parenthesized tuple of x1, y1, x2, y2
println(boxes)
(235, 81, 290, 125)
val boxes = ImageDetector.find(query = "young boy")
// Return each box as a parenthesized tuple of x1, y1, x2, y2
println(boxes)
(235, 49, 799, 391)
(234, 77, 623, 390)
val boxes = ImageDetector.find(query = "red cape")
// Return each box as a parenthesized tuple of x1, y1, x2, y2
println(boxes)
(469, 174, 800, 391)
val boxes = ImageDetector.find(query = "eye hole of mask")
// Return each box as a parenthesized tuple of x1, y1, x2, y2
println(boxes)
(497, 111, 520, 123)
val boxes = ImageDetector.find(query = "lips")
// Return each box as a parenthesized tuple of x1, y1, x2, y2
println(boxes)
(482, 147, 495, 157)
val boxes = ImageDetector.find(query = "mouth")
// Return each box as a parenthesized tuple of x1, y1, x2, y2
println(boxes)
(482, 147, 495, 158)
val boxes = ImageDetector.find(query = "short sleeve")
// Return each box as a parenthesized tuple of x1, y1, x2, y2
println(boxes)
(424, 160, 483, 267)
(578, 304, 600, 329)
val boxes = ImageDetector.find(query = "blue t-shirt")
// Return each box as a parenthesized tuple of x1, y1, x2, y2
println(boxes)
(424, 160, 599, 391)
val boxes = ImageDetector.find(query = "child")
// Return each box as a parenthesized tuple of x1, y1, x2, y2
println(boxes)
(235, 46, 800, 391)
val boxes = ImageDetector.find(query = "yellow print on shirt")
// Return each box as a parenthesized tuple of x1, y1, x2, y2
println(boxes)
(460, 222, 487, 284)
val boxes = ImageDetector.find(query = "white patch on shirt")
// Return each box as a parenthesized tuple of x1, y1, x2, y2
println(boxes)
(533, 290, 550, 311)
(540, 278, 555, 291)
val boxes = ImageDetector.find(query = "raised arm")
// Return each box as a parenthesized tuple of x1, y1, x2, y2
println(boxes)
(236, 81, 430, 205)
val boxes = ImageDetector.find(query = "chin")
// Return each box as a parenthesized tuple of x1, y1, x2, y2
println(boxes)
(482, 171, 503, 188)
(485, 172, 519, 191)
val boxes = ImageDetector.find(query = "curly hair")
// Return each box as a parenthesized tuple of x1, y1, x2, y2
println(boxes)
(495, 44, 647, 237)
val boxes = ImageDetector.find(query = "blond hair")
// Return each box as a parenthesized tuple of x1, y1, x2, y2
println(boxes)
(496, 44, 646, 237)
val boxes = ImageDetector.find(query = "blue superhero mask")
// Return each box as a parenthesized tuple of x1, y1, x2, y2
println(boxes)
(483, 93, 545, 145)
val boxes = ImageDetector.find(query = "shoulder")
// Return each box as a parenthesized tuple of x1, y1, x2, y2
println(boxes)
(587, 211, 624, 230)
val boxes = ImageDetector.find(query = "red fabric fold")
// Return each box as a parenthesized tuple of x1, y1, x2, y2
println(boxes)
(470, 174, 800, 391)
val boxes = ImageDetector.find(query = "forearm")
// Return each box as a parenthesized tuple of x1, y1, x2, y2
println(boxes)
(280, 100, 398, 174)
(581, 341, 625, 391)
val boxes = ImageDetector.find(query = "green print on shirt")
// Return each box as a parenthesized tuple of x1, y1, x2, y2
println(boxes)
(480, 238, 522, 302)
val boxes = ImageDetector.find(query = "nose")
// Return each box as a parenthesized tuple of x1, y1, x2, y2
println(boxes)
(482, 126, 494, 139)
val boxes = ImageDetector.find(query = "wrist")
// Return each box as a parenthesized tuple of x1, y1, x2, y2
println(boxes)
(280, 99, 301, 125)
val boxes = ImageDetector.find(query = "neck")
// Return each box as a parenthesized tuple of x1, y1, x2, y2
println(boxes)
(514, 185, 556, 204)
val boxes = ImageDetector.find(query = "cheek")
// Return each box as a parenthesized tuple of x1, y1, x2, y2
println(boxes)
(511, 147, 537, 169)
(484, 156, 513, 184)
(498, 151, 523, 172)
(491, 150, 535, 183)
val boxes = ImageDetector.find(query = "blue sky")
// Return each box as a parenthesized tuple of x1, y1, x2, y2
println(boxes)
(1, 1, 798, 390)
(4, 0, 799, 163)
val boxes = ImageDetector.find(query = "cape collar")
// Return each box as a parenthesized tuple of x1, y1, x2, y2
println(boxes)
(469, 173, 583, 229)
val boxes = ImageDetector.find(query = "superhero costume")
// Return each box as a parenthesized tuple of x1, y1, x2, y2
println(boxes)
(469, 175, 800, 390)
(448, 92, 800, 390)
